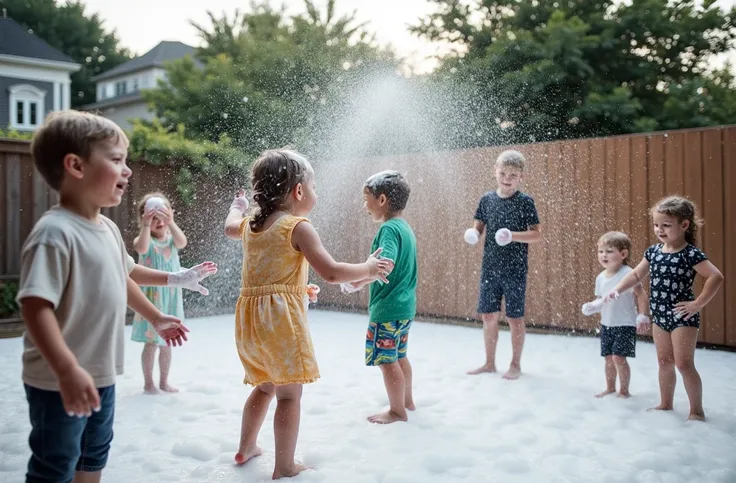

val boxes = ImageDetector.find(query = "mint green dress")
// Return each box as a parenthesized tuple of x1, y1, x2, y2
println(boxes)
(131, 234, 184, 346)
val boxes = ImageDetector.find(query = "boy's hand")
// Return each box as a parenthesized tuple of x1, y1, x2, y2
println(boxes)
(495, 228, 512, 246)
(57, 365, 100, 418)
(366, 248, 392, 284)
(230, 190, 249, 213)
(167, 262, 218, 295)
(152, 313, 189, 346)
(581, 298, 604, 316)
(635, 314, 651, 334)
(464, 228, 480, 245)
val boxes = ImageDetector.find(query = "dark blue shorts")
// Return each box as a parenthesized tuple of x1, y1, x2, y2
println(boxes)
(477, 271, 527, 318)
(600, 326, 636, 358)
(25, 384, 115, 483)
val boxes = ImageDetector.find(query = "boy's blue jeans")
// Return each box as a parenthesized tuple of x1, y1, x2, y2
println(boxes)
(24, 384, 115, 483)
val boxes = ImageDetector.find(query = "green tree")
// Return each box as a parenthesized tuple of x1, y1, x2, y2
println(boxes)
(413, 0, 736, 143)
(1, 0, 132, 107)
(143, 0, 396, 158)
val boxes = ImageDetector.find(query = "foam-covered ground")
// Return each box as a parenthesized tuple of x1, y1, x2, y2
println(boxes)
(1, 311, 735, 482)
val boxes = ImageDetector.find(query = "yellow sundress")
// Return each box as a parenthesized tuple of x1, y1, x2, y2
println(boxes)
(235, 214, 320, 386)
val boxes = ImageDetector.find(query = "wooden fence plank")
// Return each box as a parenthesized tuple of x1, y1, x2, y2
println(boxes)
(723, 128, 736, 347)
(648, 134, 666, 247)
(615, 136, 631, 234)
(0, 153, 6, 275)
(700, 129, 725, 345)
(6, 154, 21, 274)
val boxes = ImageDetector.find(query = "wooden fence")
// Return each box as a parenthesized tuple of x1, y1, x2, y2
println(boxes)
(1, 126, 734, 347)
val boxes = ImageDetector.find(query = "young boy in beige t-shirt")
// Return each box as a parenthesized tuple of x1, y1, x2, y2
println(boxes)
(16, 111, 217, 483)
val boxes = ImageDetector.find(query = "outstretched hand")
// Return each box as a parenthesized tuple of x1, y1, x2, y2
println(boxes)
(230, 189, 249, 213)
(366, 248, 394, 284)
(167, 261, 218, 295)
(152, 313, 190, 346)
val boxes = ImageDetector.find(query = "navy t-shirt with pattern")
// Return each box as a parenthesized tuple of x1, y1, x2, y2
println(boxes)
(474, 190, 540, 274)
(645, 243, 707, 324)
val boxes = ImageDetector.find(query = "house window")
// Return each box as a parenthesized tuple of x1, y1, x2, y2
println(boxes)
(115, 81, 127, 96)
(9, 84, 46, 130)
(133, 77, 139, 91)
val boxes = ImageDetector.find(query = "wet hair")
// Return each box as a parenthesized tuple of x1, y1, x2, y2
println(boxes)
(136, 192, 171, 226)
(363, 170, 411, 214)
(597, 231, 632, 265)
(31, 110, 128, 191)
(495, 150, 526, 171)
(651, 195, 703, 246)
(249, 149, 310, 230)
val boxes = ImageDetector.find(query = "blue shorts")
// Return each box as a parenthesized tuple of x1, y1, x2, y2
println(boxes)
(365, 320, 412, 366)
(25, 384, 115, 483)
(477, 271, 527, 318)
(600, 326, 636, 358)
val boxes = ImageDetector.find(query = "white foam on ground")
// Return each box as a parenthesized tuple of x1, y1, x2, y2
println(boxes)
(1, 310, 735, 482)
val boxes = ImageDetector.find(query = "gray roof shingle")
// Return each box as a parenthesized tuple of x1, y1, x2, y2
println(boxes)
(91, 41, 195, 82)
(0, 17, 77, 64)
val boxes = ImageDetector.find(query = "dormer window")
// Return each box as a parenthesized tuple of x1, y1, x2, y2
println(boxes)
(115, 81, 127, 96)
(9, 84, 45, 130)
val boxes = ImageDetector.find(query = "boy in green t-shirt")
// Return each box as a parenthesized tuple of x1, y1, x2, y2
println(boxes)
(342, 170, 417, 424)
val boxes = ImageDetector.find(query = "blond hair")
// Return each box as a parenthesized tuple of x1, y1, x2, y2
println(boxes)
(597, 231, 632, 265)
(495, 150, 526, 171)
(31, 110, 128, 191)
(651, 195, 703, 245)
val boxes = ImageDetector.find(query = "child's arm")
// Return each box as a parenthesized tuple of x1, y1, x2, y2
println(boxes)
(510, 224, 542, 244)
(292, 221, 392, 284)
(133, 209, 155, 254)
(157, 206, 187, 249)
(21, 297, 101, 417)
(129, 262, 218, 295)
(126, 277, 189, 346)
(225, 190, 249, 240)
(605, 258, 650, 302)
(673, 260, 724, 321)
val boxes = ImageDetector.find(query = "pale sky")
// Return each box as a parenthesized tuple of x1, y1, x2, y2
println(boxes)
(82, 0, 736, 73)
(81, 0, 451, 73)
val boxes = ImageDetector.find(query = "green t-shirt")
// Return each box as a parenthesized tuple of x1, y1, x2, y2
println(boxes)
(369, 217, 417, 323)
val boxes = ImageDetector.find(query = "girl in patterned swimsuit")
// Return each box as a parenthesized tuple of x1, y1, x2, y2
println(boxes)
(604, 196, 723, 421)
(223, 149, 393, 479)
(131, 192, 191, 394)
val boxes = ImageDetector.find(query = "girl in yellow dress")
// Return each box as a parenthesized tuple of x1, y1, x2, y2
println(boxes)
(224, 149, 393, 480)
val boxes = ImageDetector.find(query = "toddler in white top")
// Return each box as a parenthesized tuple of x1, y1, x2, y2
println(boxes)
(582, 232, 650, 398)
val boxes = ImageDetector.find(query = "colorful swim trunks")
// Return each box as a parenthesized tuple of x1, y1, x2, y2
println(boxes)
(365, 319, 413, 366)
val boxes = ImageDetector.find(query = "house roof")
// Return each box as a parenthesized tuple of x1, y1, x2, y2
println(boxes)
(0, 17, 77, 65)
(80, 91, 145, 111)
(91, 41, 195, 82)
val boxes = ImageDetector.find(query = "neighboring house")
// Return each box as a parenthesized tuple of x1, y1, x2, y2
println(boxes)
(0, 15, 79, 132)
(81, 41, 195, 131)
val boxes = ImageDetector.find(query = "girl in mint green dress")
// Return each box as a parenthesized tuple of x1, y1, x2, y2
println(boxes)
(132, 193, 188, 394)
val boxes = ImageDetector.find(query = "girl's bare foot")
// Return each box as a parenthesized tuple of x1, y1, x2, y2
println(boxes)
(143, 384, 159, 395)
(687, 411, 706, 422)
(160, 384, 179, 393)
(467, 364, 497, 375)
(617, 391, 631, 398)
(502, 365, 521, 380)
(368, 410, 408, 424)
(272, 463, 309, 480)
(234, 445, 263, 465)
(647, 404, 673, 412)
(595, 389, 616, 398)
(406, 402, 416, 411)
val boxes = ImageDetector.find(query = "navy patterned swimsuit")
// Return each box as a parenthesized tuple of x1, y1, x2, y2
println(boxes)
(645, 243, 707, 332)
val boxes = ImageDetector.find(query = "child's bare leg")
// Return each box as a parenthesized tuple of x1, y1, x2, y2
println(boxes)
(468, 312, 499, 374)
(398, 357, 415, 410)
(613, 356, 630, 397)
(235, 383, 275, 465)
(595, 356, 617, 397)
(369, 362, 408, 424)
(73, 471, 101, 483)
(672, 327, 705, 421)
(158, 346, 177, 392)
(503, 316, 525, 380)
(649, 325, 676, 411)
(272, 384, 309, 479)
(141, 343, 158, 394)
